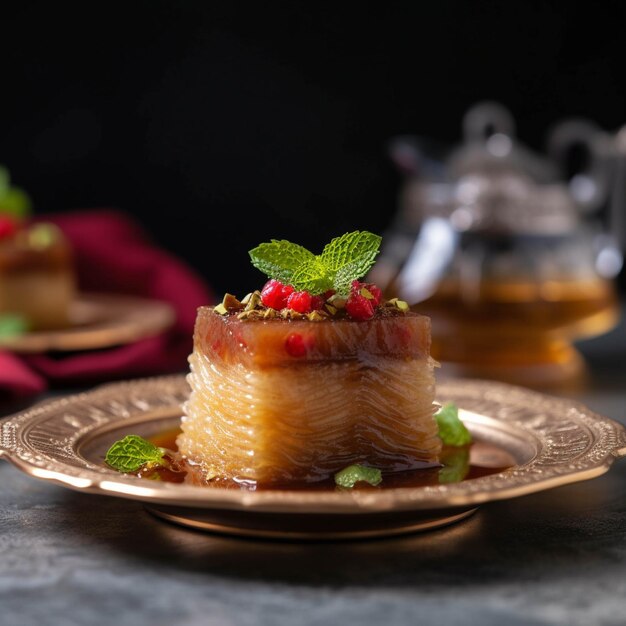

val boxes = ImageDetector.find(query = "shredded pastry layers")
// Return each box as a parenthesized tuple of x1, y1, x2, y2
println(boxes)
(178, 307, 440, 485)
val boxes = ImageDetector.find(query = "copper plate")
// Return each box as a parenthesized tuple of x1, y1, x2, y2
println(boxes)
(0, 293, 175, 353)
(1, 376, 625, 539)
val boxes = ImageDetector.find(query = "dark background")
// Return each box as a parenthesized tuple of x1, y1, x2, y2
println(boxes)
(1, 1, 625, 295)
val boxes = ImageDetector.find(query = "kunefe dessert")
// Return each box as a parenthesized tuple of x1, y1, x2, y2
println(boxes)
(0, 166, 76, 331)
(178, 231, 441, 486)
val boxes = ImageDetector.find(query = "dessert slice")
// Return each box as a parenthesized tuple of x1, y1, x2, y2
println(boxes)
(0, 167, 75, 331)
(178, 231, 440, 486)
(0, 223, 76, 330)
(180, 306, 439, 485)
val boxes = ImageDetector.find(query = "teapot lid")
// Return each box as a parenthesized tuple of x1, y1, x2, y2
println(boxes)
(446, 101, 558, 183)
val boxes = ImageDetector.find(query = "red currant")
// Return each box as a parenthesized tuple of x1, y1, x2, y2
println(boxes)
(346, 292, 375, 320)
(285, 332, 315, 357)
(0, 216, 18, 240)
(261, 279, 294, 310)
(287, 290, 312, 313)
(310, 295, 325, 310)
(351, 280, 382, 306)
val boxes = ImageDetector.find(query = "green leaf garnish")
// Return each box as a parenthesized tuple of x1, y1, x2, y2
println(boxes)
(435, 403, 473, 447)
(320, 231, 382, 293)
(105, 435, 167, 473)
(249, 240, 316, 285)
(290, 257, 332, 294)
(0, 166, 8, 197)
(0, 314, 29, 339)
(249, 231, 382, 295)
(438, 447, 470, 484)
(0, 165, 32, 219)
(334, 464, 382, 488)
(0, 188, 32, 219)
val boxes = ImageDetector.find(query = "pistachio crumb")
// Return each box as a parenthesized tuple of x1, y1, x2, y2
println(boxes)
(213, 303, 228, 315)
(360, 287, 374, 300)
(328, 294, 347, 309)
(237, 309, 264, 320)
(307, 310, 329, 322)
(222, 293, 243, 310)
(244, 291, 262, 311)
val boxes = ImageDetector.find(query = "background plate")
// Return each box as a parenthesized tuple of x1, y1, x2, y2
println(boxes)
(0, 293, 175, 353)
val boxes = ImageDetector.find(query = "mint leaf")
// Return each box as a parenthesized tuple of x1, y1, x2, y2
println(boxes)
(0, 187, 32, 219)
(321, 231, 381, 294)
(290, 257, 333, 293)
(334, 464, 382, 488)
(435, 403, 472, 446)
(249, 240, 315, 285)
(105, 435, 166, 473)
(0, 314, 29, 339)
(321, 230, 382, 272)
(438, 447, 470, 484)
(249, 231, 382, 295)
(0, 166, 9, 198)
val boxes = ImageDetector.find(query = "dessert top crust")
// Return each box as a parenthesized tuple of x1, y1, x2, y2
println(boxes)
(195, 306, 431, 366)
(0, 236, 73, 273)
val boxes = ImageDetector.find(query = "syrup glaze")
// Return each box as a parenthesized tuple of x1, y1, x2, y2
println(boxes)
(140, 428, 513, 490)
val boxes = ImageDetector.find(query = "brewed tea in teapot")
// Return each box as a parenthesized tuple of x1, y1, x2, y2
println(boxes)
(376, 103, 622, 386)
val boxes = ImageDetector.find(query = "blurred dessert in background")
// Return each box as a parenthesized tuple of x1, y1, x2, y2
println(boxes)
(0, 165, 76, 332)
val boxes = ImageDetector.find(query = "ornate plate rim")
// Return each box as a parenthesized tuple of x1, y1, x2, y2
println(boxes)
(1, 375, 625, 514)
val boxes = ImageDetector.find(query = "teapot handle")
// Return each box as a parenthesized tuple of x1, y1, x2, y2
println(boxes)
(608, 126, 626, 256)
(546, 118, 611, 213)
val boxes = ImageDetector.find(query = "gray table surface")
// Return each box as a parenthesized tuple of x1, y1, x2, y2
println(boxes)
(1, 316, 625, 626)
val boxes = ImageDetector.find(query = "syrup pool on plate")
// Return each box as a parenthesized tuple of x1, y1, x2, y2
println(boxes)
(144, 428, 514, 491)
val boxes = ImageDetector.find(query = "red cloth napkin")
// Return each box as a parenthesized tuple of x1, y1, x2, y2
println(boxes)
(0, 209, 213, 398)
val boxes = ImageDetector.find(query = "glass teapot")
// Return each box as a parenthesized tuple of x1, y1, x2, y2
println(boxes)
(374, 102, 623, 387)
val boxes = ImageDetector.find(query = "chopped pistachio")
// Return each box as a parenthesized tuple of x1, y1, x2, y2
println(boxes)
(262, 307, 277, 319)
(307, 310, 329, 322)
(27, 223, 60, 250)
(213, 303, 228, 315)
(237, 309, 263, 320)
(222, 293, 243, 310)
(325, 304, 337, 315)
(244, 290, 262, 311)
(383, 298, 410, 312)
(240, 292, 253, 305)
(204, 467, 219, 482)
(360, 287, 374, 300)
(281, 308, 307, 320)
(328, 294, 347, 309)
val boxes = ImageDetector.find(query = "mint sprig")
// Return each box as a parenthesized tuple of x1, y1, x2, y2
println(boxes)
(105, 435, 167, 473)
(249, 230, 381, 295)
(249, 240, 316, 285)
(435, 403, 473, 447)
(0, 164, 32, 219)
(334, 464, 382, 488)
(438, 447, 470, 484)
(0, 314, 29, 340)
